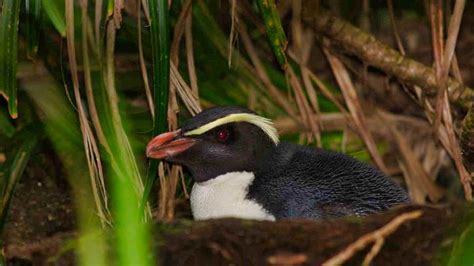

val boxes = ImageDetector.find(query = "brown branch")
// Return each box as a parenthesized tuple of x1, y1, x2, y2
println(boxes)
(300, 5, 473, 110)
(321, 210, 423, 266)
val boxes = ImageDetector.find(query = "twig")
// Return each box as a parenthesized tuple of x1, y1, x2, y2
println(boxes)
(301, 5, 473, 110)
(322, 210, 423, 266)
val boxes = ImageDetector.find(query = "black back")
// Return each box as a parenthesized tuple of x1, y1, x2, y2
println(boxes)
(247, 143, 410, 219)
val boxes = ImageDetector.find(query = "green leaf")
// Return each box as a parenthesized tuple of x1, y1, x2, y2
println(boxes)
(256, 0, 288, 69)
(25, 0, 42, 59)
(142, 0, 170, 210)
(23, 67, 108, 266)
(42, 0, 65, 36)
(0, 109, 15, 137)
(0, 0, 21, 118)
(447, 220, 474, 266)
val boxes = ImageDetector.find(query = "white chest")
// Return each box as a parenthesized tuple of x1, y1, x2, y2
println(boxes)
(190, 171, 275, 221)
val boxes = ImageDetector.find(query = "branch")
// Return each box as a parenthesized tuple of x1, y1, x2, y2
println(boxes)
(322, 210, 423, 266)
(300, 5, 473, 111)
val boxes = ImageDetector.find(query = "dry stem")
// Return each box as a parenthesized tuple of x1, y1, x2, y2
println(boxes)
(322, 210, 423, 266)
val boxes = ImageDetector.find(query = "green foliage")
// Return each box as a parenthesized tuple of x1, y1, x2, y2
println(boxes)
(142, 0, 170, 216)
(447, 220, 474, 266)
(0, 110, 15, 138)
(41, 0, 65, 36)
(256, 0, 288, 69)
(23, 70, 108, 266)
(0, 0, 21, 118)
(24, 0, 42, 58)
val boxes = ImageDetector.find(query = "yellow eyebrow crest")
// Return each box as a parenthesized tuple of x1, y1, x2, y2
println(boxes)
(183, 113, 279, 144)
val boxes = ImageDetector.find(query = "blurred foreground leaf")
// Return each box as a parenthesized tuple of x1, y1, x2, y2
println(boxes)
(22, 64, 107, 266)
(447, 220, 474, 266)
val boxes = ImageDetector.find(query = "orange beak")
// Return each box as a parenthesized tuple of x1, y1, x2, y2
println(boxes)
(146, 130, 196, 160)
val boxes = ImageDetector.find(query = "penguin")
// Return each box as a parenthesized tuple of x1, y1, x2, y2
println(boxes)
(146, 106, 410, 221)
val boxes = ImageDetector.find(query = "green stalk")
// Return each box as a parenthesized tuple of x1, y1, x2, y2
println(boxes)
(104, 19, 153, 266)
(256, 0, 288, 69)
(142, 0, 170, 210)
(0, 0, 21, 118)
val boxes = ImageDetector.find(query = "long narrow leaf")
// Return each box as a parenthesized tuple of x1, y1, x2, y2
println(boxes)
(0, 110, 15, 138)
(41, 0, 65, 36)
(0, 0, 21, 118)
(256, 0, 288, 69)
(22, 64, 108, 266)
(25, 0, 42, 58)
(103, 17, 153, 266)
(142, 0, 170, 209)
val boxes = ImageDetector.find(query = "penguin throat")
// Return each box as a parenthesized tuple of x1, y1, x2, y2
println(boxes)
(190, 171, 275, 221)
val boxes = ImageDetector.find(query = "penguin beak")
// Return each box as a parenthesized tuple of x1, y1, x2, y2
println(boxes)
(146, 129, 196, 160)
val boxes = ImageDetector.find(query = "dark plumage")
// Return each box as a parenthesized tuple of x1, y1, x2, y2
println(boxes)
(147, 106, 410, 220)
(249, 143, 409, 219)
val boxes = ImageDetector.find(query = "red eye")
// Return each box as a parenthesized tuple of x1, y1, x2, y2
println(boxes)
(216, 129, 229, 141)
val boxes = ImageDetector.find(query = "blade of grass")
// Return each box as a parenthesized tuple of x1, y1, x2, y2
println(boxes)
(104, 15, 148, 209)
(25, 0, 42, 59)
(42, 0, 66, 36)
(447, 220, 474, 266)
(142, 0, 170, 211)
(194, 0, 292, 116)
(256, 0, 288, 69)
(104, 16, 153, 265)
(0, 0, 21, 118)
(0, 110, 15, 138)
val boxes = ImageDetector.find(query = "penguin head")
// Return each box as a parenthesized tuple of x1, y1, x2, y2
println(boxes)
(146, 106, 279, 182)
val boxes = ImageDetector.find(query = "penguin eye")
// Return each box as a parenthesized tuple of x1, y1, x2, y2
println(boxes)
(216, 129, 229, 142)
